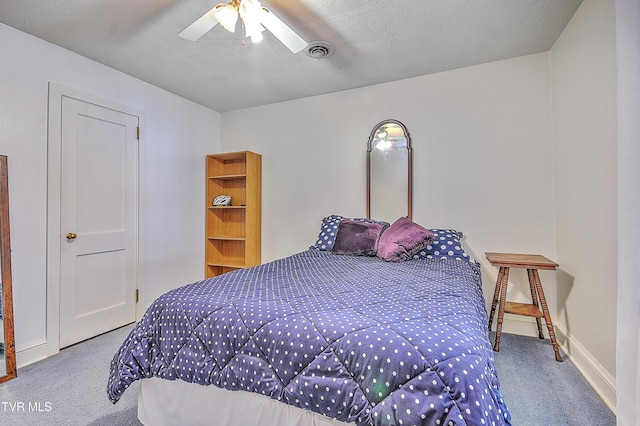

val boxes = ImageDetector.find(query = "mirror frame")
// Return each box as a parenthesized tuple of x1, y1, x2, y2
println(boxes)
(0, 155, 16, 383)
(366, 119, 413, 221)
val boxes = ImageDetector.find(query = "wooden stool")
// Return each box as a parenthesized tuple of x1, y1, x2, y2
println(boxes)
(486, 252, 562, 362)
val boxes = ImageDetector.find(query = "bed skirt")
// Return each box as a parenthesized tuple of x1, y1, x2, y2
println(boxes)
(138, 378, 354, 426)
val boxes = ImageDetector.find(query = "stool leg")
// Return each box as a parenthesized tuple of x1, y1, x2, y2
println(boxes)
(527, 269, 544, 339)
(532, 269, 562, 362)
(494, 267, 510, 352)
(488, 267, 506, 331)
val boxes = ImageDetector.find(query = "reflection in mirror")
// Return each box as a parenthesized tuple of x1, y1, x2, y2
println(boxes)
(0, 155, 16, 383)
(367, 120, 412, 223)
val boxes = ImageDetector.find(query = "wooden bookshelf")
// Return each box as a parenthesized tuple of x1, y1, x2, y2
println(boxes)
(205, 151, 261, 278)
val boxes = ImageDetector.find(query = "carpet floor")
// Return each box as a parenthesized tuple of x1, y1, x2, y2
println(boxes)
(0, 325, 140, 426)
(0, 325, 615, 425)
(491, 332, 615, 425)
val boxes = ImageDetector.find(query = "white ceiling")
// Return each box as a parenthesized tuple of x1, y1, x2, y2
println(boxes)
(0, 0, 583, 112)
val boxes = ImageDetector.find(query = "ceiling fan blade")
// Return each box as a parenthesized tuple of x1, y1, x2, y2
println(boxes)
(259, 7, 307, 53)
(179, 7, 221, 41)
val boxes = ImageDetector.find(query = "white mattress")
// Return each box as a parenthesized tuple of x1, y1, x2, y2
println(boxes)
(138, 378, 354, 426)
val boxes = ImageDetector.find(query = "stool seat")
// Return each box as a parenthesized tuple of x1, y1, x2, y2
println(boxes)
(486, 252, 562, 362)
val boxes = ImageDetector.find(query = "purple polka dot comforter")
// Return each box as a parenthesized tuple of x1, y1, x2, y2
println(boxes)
(108, 249, 511, 425)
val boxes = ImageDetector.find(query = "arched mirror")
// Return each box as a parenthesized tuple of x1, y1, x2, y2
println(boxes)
(367, 120, 412, 223)
(0, 155, 16, 383)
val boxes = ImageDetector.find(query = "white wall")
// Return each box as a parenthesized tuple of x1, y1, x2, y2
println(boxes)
(550, 0, 618, 410)
(616, 0, 640, 423)
(221, 5, 620, 410)
(221, 52, 557, 321)
(0, 2, 621, 414)
(0, 24, 220, 365)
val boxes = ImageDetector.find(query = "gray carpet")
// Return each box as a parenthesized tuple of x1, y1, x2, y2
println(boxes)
(0, 326, 615, 425)
(491, 332, 616, 426)
(0, 325, 140, 426)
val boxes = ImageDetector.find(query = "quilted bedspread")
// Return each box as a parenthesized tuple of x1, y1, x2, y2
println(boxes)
(108, 249, 511, 425)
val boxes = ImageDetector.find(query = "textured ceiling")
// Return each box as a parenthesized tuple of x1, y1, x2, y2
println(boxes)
(0, 0, 583, 112)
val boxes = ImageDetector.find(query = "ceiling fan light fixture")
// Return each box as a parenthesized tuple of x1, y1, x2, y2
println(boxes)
(179, 0, 307, 52)
(214, 3, 239, 32)
(239, 0, 265, 42)
(249, 28, 264, 43)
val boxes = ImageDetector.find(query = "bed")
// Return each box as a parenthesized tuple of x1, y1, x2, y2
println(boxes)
(108, 215, 511, 425)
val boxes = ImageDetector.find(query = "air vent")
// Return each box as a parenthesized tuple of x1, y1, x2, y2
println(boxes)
(304, 41, 334, 59)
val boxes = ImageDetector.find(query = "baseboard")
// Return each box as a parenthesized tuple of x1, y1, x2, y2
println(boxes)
(496, 315, 543, 337)
(499, 317, 616, 414)
(15, 338, 57, 369)
(554, 323, 617, 414)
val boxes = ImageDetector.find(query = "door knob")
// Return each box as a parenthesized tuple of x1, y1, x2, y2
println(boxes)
(66, 232, 77, 240)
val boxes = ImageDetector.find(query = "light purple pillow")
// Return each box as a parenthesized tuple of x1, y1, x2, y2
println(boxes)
(377, 217, 436, 262)
(332, 219, 386, 256)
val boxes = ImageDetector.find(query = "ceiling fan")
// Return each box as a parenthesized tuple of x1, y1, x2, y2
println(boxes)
(179, 0, 308, 53)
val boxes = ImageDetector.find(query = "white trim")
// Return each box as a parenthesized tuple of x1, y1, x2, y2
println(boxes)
(15, 338, 49, 368)
(496, 315, 542, 338)
(555, 323, 617, 414)
(46, 82, 142, 360)
(499, 317, 616, 414)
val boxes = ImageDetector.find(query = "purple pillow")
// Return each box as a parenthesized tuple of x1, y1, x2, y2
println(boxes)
(312, 215, 389, 251)
(332, 219, 386, 256)
(377, 217, 435, 262)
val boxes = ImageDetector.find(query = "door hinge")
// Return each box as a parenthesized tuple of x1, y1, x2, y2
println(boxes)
(136, 126, 140, 140)
(135, 289, 139, 303)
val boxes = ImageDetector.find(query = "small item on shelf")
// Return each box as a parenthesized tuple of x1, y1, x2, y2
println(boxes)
(213, 195, 232, 206)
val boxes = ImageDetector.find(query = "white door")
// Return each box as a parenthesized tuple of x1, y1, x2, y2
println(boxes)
(59, 96, 138, 348)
